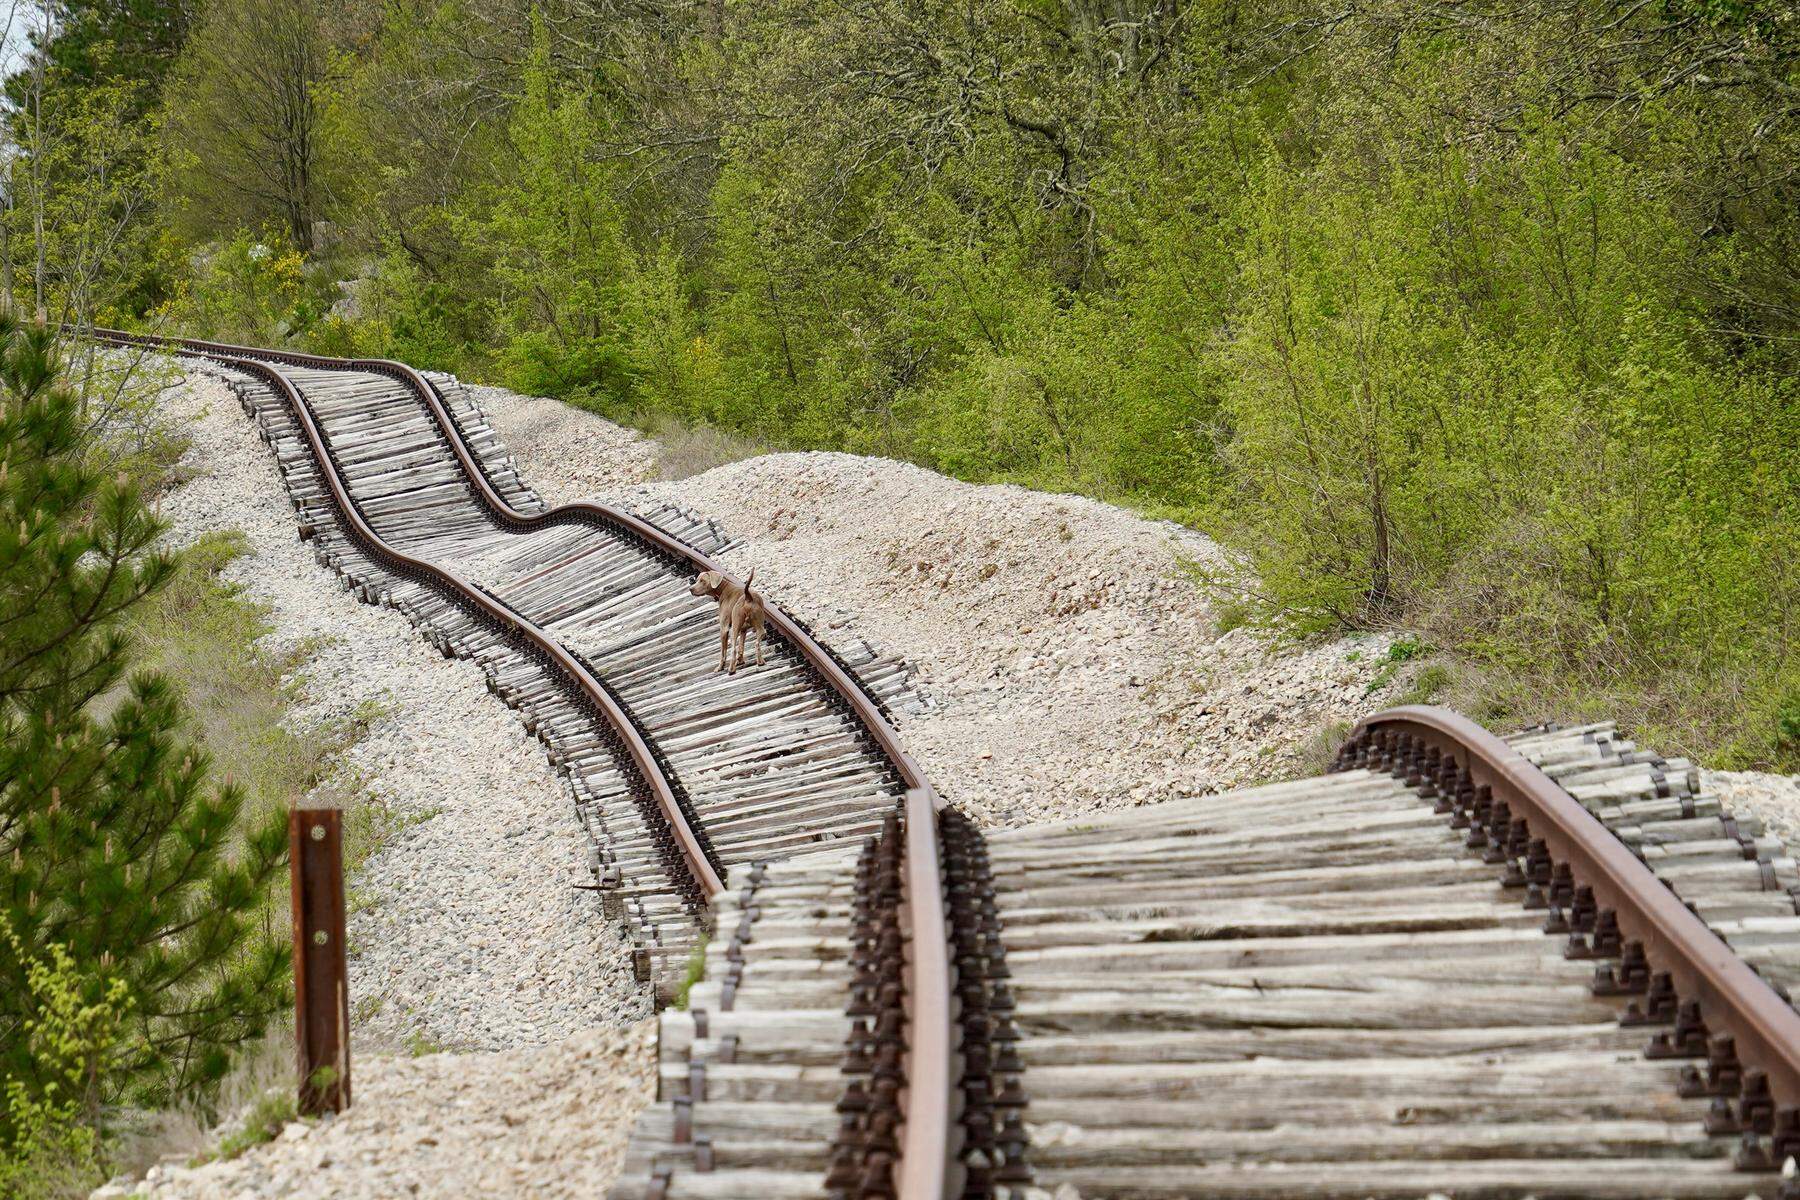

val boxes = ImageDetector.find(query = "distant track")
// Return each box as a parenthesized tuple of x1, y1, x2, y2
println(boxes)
(92, 330, 931, 960)
(95, 330, 1800, 1198)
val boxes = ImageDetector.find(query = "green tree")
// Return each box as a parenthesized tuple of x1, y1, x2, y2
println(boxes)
(22, 0, 198, 110)
(469, 15, 633, 400)
(4, 78, 166, 330)
(162, 0, 329, 250)
(0, 320, 289, 1130)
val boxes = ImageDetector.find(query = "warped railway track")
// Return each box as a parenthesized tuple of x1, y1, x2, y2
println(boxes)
(93, 329, 928, 977)
(97, 330, 1800, 1198)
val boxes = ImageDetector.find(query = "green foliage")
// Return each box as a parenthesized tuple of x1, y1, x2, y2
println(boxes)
(1386, 639, 1426, 665)
(1773, 694, 1800, 758)
(1397, 664, 1455, 707)
(1212, 601, 1252, 637)
(170, 232, 318, 346)
(467, 16, 633, 403)
(674, 935, 710, 1011)
(0, 920, 127, 1199)
(19, 0, 195, 109)
(404, 1030, 445, 1058)
(204, 1086, 294, 1163)
(6, 72, 173, 326)
(22, 0, 1800, 766)
(160, 0, 330, 251)
(0, 320, 289, 1134)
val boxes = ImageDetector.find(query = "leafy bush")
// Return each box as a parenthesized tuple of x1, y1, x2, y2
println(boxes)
(1398, 664, 1455, 707)
(169, 231, 318, 345)
(0, 922, 126, 1199)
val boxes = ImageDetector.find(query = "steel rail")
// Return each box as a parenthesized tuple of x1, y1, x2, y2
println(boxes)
(98, 328, 955, 1196)
(96, 329, 934, 797)
(1341, 705, 1800, 1114)
(897, 784, 954, 1200)
(96, 332, 725, 903)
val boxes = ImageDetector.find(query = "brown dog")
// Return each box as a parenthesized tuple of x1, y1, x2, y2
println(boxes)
(690, 567, 766, 674)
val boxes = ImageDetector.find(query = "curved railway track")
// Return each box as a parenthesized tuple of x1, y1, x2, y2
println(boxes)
(93, 329, 931, 956)
(97, 331, 1800, 1198)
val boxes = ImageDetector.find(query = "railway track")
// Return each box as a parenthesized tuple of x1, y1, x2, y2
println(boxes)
(97, 331, 1800, 1197)
(613, 714, 1800, 1199)
(93, 329, 928, 981)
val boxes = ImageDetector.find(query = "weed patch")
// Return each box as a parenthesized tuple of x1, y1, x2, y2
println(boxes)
(205, 1090, 296, 1164)
(129, 532, 355, 828)
(674, 937, 710, 1010)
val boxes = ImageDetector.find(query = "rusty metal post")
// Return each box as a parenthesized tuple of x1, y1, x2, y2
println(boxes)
(290, 808, 350, 1115)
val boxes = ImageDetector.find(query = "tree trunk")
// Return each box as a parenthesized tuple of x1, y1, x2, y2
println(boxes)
(1362, 375, 1396, 618)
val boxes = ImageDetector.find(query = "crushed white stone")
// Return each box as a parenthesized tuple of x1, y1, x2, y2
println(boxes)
(478, 390, 1407, 827)
(1704, 770, 1800, 848)
(110, 1023, 655, 1200)
(461, 384, 659, 500)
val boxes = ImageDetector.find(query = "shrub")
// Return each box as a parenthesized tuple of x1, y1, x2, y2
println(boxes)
(1775, 693, 1800, 758)
(0, 920, 130, 1199)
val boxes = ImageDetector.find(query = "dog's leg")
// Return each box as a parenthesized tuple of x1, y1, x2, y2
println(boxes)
(729, 609, 745, 675)
(718, 619, 729, 673)
(754, 616, 765, 666)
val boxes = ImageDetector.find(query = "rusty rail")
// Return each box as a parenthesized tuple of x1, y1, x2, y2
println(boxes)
(897, 785, 953, 1200)
(1337, 705, 1800, 1135)
(95, 328, 957, 1192)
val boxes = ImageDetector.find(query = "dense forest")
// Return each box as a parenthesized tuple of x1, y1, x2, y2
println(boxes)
(11, 0, 1800, 763)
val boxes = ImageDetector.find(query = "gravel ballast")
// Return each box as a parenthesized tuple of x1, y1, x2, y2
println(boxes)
(111, 1025, 654, 1200)
(477, 392, 1407, 827)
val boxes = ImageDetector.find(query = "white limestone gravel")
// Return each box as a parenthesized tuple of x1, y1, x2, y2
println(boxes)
(476, 392, 1407, 827)
(463, 384, 659, 498)
(1704, 770, 1800, 848)
(110, 1024, 655, 1200)
(105, 367, 656, 1198)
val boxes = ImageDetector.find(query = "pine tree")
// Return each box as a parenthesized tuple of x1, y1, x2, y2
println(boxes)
(0, 320, 289, 1133)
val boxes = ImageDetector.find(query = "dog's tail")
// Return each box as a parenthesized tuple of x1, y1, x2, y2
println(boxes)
(744, 566, 756, 598)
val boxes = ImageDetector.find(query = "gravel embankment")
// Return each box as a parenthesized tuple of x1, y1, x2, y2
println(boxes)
(478, 394, 1404, 827)
(111, 370, 655, 1197)
(109, 1025, 654, 1200)
(1705, 770, 1800, 847)
(464, 384, 660, 496)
